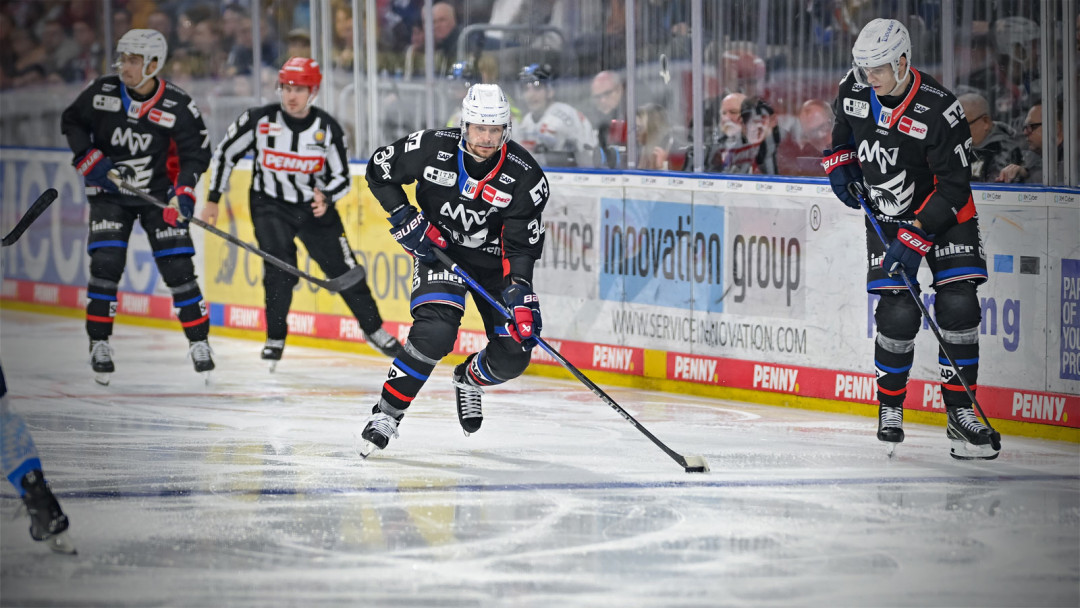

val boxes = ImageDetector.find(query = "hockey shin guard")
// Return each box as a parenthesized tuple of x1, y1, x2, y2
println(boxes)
(1, 396, 42, 498)
(378, 342, 440, 418)
(85, 277, 118, 340)
(939, 327, 979, 407)
(875, 333, 915, 406)
(170, 280, 209, 342)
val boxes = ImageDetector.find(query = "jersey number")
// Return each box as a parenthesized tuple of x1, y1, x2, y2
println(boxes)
(405, 130, 423, 153)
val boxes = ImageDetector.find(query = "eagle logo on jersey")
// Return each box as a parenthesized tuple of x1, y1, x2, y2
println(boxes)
(869, 171, 915, 216)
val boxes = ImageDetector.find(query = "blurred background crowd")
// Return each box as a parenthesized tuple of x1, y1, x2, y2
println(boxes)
(0, 0, 1077, 185)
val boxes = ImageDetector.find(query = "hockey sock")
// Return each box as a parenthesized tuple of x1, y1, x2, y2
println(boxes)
(875, 333, 914, 406)
(379, 342, 439, 416)
(85, 278, 118, 340)
(939, 327, 979, 407)
(462, 350, 503, 388)
(171, 280, 209, 342)
(1, 398, 42, 498)
(339, 281, 384, 336)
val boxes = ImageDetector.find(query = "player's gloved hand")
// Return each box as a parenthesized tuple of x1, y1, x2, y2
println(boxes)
(163, 185, 196, 227)
(821, 146, 863, 209)
(388, 206, 447, 265)
(74, 148, 119, 193)
(501, 282, 542, 348)
(883, 223, 934, 278)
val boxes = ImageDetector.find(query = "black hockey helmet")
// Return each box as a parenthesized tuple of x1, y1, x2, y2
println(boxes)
(519, 63, 555, 88)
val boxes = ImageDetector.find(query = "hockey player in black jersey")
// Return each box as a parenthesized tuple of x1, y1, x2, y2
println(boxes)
(359, 84, 549, 455)
(60, 29, 214, 385)
(204, 57, 402, 368)
(823, 18, 998, 460)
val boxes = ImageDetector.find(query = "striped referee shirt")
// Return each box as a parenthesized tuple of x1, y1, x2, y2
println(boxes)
(208, 104, 350, 205)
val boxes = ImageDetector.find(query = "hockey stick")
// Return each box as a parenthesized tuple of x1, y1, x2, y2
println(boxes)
(432, 248, 710, 473)
(110, 176, 366, 294)
(2, 188, 57, 247)
(849, 184, 1001, 451)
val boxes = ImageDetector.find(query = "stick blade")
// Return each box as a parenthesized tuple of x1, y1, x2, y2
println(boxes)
(2, 188, 57, 246)
(324, 265, 367, 293)
(683, 454, 710, 473)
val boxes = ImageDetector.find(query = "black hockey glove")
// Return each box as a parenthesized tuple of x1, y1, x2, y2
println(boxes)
(74, 148, 119, 194)
(502, 282, 542, 348)
(163, 185, 196, 227)
(388, 206, 446, 265)
(821, 146, 863, 209)
(883, 223, 934, 278)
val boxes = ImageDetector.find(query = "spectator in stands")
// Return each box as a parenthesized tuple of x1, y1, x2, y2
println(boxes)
(776, 99, 834, 176)
(517, 62, 597, 168)
(7, 27, 47, 88)
(635, 103, 674, 170)
(998, 101, 1063, 184)
(959, 92, 1022, 183)
(988, 16, 1042, 131)
(333, 5, 356, 70)
(590, 70, 626, 168)
(738, 96, 779, 174)
(147, 10, 177, 50)
(41, 20, 79, 80)
(285, 28, 311, 61)
(428, 1, 461, 59)
(221, 4, 247, 51)
(112, 8, 132, 45)
(59, 20, 103, 84)
(188, 17, 226, 79)
(379, 0, 422, 53)
(700, 92, 746, 172)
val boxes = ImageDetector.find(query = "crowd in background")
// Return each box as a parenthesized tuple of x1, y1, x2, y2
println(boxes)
(0, 0, 1075, 184)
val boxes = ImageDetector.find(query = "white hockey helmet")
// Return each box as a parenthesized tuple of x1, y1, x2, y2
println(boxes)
(993, 16, 1039, 63)
(460, 83, 512, 148)
(114, 29, 168, 89)
(851, 18, 911, 87)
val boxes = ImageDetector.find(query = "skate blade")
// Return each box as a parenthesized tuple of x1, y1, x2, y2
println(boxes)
(46, 532, 77, 555)
(94, 372, 111, 386)
(357, 439, 380, 459)
(949, 439, 1000, 461)
(268, 360, 278, 373)
(201, 371, 212, 385)
(885, 442, 898, 458)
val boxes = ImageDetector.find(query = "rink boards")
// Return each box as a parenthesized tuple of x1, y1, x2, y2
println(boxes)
(1, 148, 1077, 439)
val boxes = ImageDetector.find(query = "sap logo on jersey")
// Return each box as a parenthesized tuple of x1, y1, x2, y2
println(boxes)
(93, 95, 121, 112)
(423, 165, 456, 187)
(897, 116, 927, 139)
(436, 151, 453, 162)
(498, 173, 515, 184)
(843, 98, 869, 118)
(111, 128, 153, 155)
(261, 150, 324, 173)
(481, 185, 512, 207)
(148, 108, 176, 128)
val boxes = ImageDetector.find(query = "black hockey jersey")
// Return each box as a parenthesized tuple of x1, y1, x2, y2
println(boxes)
(208, 104, 351, 205)
(366, 129, 549, 282)
(831, 68, 976, 235)
(60, 75, 210, 199)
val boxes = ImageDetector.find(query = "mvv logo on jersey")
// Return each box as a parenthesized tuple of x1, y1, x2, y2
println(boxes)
(262, 150, 324, 173)
(111, 127, 153, 155)
(897, 116, 927, 139)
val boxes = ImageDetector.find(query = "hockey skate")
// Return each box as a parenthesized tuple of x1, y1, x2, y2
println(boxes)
(358, 407, 400, 458)
(366, 328, 403, 358)
(20, 470, 76, 555)
(877, 404, 904, 457)
(90, 339, 114, 386)
(452, 356, 484, 435)
(946, 405, 1001, 460)
(261, 339, 285, 372)
(188, 340, 215, 383)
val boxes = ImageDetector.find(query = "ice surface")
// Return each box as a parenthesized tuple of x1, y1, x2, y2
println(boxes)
(1, 309, 1077, 607)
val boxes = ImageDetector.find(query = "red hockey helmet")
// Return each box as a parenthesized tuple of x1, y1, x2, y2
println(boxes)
(278, 57, 322, 90)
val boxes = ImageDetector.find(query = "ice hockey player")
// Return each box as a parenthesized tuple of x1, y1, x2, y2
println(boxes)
(359, 83, 548, 455)
(60, 29, 214, 384)
(0, 363, 76, 554)
(822, 18, 998, 460)
(204, 57, 402, 368)
(516, 63, 597, 168)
